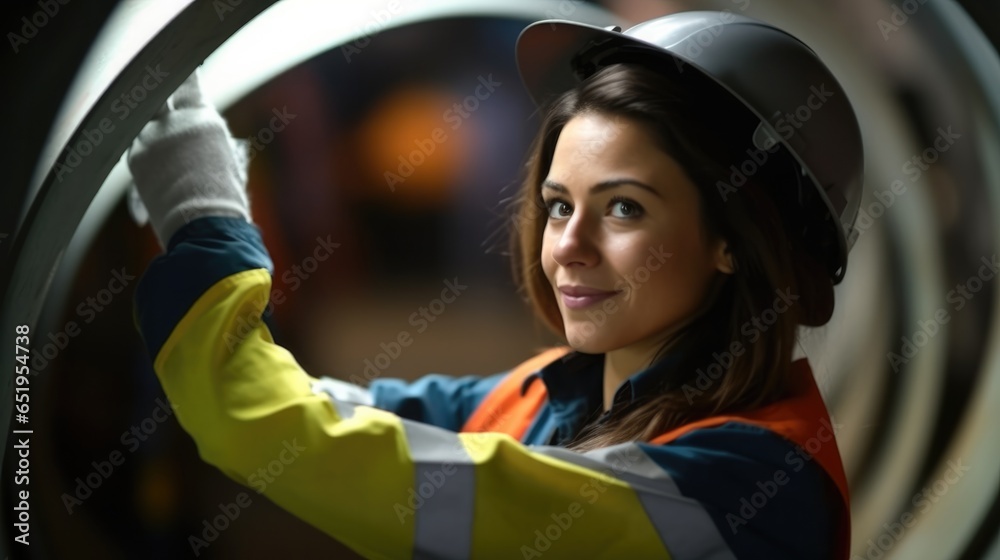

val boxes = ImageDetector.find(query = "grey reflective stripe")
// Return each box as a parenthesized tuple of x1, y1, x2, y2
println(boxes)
(532, 443, 737, 560)
(310, 377, 373, 419)
(401, 419, 475, 560)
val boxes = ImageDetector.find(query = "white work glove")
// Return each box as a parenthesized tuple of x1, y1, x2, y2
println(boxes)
(127, 66, 252, 248)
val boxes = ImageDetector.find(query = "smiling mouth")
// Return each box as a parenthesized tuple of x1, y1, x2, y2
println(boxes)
(558, 289, 620, 310)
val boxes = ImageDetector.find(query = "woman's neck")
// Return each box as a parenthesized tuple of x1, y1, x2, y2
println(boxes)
(602, 342, 661, 412)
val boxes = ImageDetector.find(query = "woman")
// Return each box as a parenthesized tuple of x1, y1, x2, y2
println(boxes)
(129, 12, 862, 559)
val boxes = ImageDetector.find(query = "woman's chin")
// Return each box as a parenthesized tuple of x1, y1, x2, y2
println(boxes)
(564, 327, 616, 355)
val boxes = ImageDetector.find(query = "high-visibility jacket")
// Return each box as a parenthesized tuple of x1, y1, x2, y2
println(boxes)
(135, 216, 850, 559)
(458, 347, 850, 560)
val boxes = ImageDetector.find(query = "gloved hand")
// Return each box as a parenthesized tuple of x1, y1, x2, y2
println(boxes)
(127, 66, 252, 248)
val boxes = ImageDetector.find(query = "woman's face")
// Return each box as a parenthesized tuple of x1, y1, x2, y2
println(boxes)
(541, 111, 732, 355)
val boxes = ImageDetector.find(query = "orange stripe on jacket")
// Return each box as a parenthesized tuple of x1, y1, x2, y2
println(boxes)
(461, 346, 571, 440)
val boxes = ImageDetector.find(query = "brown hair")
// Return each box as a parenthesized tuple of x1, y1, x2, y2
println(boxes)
(508, 63, 835, 452)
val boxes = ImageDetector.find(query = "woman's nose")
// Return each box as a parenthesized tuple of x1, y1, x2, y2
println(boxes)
(551, 211, 600, 268)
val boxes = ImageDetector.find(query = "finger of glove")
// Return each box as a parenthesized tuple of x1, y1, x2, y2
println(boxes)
(151, 66, 210, 120)
(132, 104, 228, 155)
(229, 137, 251, 186)
(126, 183, 150, 227)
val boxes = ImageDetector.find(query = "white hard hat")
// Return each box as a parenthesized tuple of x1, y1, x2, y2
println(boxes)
(516, 11, 864, 284)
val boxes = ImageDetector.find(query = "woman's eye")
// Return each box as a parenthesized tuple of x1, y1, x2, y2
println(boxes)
(546, 200, 571, 219)
(610, 197, 643, 219)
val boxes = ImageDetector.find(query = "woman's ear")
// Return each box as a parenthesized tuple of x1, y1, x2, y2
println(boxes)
(714, 240, 735, 275)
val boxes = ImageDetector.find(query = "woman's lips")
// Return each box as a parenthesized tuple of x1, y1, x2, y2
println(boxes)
(559, 286, 618, 309)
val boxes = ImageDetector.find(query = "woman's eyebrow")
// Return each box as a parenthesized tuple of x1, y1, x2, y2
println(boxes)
(542, 178, 663, 198)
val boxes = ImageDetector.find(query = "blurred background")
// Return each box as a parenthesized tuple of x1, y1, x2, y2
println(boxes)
(1, 0, 998, 558)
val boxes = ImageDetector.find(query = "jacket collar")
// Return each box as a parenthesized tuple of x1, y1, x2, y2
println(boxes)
(520, 347, 691, 416)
